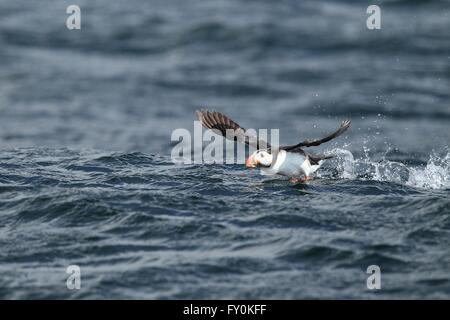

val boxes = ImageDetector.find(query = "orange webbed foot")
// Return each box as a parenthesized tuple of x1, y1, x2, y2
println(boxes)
(289, 176, 311, 183)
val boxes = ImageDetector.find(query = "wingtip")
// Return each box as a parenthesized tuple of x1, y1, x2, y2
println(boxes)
(196, 108, 212, 121)
(196, 108, 214, 114)
(195, 110, 203, 121)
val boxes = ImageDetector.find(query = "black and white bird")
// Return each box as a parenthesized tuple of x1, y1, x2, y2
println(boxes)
(196, 110, 350, 182)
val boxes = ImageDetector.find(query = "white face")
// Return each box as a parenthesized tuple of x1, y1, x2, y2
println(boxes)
(246, 150, 272, 168)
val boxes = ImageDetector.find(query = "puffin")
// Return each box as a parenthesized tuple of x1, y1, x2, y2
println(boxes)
(196, 110, 351, 182)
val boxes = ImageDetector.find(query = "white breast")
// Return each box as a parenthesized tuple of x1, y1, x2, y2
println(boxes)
(260, 150, 322, 177)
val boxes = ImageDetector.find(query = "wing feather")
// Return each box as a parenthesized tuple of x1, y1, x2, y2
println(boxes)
(196, 110, 270, 149)
(281, 119, 351, 152)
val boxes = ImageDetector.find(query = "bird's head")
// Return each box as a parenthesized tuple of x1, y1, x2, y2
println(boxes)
(246, 150, 273, 168)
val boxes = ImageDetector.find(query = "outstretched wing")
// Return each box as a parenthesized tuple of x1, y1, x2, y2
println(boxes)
(281, 119, 351, 152)
(196, 110, 270, 149)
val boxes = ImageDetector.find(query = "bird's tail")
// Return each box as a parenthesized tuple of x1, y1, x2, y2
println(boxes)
(307, 152, 333, 165)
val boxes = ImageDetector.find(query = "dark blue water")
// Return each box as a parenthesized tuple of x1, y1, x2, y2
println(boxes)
(0, 0, 449, 299)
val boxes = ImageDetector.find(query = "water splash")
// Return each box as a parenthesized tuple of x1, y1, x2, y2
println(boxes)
(406, 152, 450, 190)
(325, 148, 450, 190)
(332, 148, 355, 179)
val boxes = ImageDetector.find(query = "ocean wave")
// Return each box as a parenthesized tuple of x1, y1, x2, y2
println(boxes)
(0, 148, 449, 298)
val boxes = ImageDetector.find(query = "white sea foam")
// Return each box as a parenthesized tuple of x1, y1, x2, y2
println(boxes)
(406, 152, 450, 190)
(325, 148, 450, 190)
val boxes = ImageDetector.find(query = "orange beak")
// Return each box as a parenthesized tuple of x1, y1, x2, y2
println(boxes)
(245, 157, 256, 168)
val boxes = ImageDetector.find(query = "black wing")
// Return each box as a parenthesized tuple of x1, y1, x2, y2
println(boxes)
(196, 110, 270, 149)
(281, 119, 351, 152)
